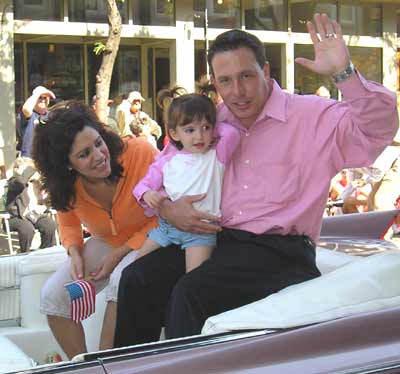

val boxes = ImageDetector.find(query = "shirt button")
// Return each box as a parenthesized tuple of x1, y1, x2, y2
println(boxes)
(245, 132, 250, 137)
(243, 185, 248, 189)
(245, 159, 250, 164)
(239, 211, 242, 215)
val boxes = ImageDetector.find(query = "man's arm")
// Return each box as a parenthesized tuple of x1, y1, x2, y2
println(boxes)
(22, 86, 55, 118)
(296, 13, 398, 170)
(158, 195, 221, 235)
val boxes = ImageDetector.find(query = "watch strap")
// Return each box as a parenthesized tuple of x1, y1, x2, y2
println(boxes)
(331, 61, 355, 84)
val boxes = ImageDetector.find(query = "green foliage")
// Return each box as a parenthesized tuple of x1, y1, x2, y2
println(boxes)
(93, 41, 106, 56)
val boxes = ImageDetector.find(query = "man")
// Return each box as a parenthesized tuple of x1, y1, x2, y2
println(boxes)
(91, 95, 119, 134)
(114, 14, 398, 346)
(116, 90, 162, 148)
(20, 85, 55, 158)
(5, 161, 57, 252)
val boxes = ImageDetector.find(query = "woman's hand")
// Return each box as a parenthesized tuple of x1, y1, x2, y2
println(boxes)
(69, 246, 85, 281)
(91, 245, 131, 281)
(159, 194, 221, 234)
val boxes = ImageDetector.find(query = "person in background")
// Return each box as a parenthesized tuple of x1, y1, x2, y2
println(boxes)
(196, 75, 222, 106)
(116, 91, 162, 147)
(156, 86, 188, 149)
(20, 85, 55, 158)
(315, 85, 331, 98)
(5, 159, 57, 252)
(31, 100, 158, 359)
(114, 13, 398, 347)
(91, 95, 120, 135)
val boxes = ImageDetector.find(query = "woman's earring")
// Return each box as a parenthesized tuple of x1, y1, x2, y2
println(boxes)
(67, 166, 73, 171)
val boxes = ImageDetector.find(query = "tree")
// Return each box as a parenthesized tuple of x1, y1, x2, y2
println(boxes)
(94, 0, 122, 123)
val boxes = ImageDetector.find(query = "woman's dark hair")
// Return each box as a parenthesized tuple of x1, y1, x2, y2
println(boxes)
(157, 87, 216, 150)
(31, 100, 125, 211)
(207, 29, 267, 76)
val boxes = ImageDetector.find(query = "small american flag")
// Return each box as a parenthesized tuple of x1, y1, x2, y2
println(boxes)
(64, 279, 96, 323)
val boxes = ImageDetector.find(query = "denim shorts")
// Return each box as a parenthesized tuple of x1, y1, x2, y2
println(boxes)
(148, 218, 216, 249)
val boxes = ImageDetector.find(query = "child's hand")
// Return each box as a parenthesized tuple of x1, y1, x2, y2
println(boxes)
(143, 191, 166, 209)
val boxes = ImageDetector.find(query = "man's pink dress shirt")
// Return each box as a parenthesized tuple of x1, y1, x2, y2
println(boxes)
(218, 72, 398, 242)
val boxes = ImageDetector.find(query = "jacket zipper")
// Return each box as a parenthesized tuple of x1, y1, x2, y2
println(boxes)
(108, 211, 117, 236)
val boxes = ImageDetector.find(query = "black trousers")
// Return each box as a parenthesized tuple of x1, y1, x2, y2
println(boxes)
(114, 229, 321, 348)
(8, 215, 57, 252)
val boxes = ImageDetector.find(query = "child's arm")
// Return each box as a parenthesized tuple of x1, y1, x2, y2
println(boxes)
(143, 190, 166, 209)
(133, 147, 177, 208)
(214, 122, 241, 165)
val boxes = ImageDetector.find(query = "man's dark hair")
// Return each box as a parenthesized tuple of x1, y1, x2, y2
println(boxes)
(207, 29, 267, 76)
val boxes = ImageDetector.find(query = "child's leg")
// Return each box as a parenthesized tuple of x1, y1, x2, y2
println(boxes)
(136, 238, 161, 260)
(185, 246, 214, 273)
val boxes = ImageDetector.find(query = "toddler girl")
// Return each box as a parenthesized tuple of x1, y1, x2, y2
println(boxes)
(133, 88, 239, 272)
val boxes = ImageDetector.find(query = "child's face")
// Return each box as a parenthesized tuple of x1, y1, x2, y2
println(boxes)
(169, 120, 214, 154)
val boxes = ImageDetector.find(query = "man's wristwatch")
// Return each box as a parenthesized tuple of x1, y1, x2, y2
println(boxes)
(331, 61, 355, 84)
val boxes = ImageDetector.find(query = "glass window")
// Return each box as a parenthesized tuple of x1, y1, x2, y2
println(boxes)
(244, 0, 287, 31)
(294, 44, 338, 97)
(290, 0, 337, 33)
(339, 2, 381, 37)
(87, 45, 141, 101)
(14, 43, 24, 112)
(398, 49, 400, 93)
(14, 0, 62, 21)
(397, 8, 400, 37)
(133, 0, 175, 26)
(27, 44, 84, 101)
(195, 41, 207, 82)
(294, 44, 382, 96)
(265, 43, 282, 87)
(69, 0, 128, 23)
(194, 0, 240, 29)
(348, 46, 382, 83)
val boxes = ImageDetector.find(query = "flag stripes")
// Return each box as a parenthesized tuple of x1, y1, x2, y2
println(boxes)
(64, 280, 96, 323)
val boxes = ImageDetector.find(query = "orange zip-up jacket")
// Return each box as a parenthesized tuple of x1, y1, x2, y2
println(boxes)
(57, 137, 158, 252)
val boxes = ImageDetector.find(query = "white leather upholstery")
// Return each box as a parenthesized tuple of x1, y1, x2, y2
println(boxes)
(0, 335, 36, 374)
(203, 250, 399, 334)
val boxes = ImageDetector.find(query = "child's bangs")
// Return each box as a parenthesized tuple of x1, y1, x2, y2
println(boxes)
(179, 98, 216, 127)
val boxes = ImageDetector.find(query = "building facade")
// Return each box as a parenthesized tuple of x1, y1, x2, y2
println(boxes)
(0, 0, 399, 172)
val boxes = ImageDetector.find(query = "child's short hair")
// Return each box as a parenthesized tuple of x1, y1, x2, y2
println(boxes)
(157, 87, 217, 150)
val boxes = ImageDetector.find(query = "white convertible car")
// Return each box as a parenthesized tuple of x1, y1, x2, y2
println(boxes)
(0, 210, 399, 374)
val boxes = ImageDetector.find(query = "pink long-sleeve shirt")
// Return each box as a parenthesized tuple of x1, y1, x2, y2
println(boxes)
(218, 72, 398, 242)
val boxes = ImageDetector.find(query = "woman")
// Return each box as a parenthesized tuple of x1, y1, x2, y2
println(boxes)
(31, 100, 158, 359)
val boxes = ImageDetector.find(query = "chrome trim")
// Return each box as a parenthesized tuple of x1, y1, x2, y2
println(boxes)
(330, 359, 400, 374)
(86, 329, 275, 363)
